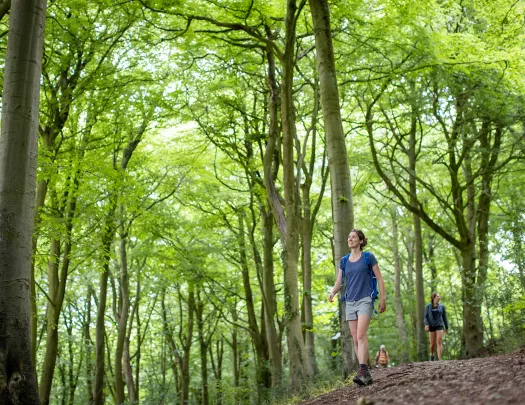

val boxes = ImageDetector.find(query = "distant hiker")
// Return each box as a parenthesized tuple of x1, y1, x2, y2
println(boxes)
(328, 229, 386, 386)
(424, 292, 449, 361)
(375, 344, 389, 368)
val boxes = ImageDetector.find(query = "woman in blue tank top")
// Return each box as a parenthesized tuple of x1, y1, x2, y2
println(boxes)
(328, 229, 386, 386)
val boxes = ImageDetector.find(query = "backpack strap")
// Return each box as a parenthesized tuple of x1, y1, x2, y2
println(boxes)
(340, 254, 350, 302)
(363, 251, 378, 314)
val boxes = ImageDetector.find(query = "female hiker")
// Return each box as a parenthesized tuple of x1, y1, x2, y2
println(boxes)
(424, 292, 449, 360)
(328, 229, 386, 386)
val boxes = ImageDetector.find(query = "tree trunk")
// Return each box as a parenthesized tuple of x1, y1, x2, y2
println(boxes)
(180, 285, 195, 405)
(404, 226, 417, 356)
(308, 0, 356, 375)
(114, 233, 131, 405)
(94, 120, 147, 405)
(0, 1, 46, 403)
(84, 288, 94, 404)
(408, 107, 427, 361)
(260, 206, 282, 387)
(195, 293, 209, 405)
(40, 139, 84, 405)
(281, 0, 312, 389)
(93, 202, 117, 405)
(262, 41, 284, 388)
(391, 209, 409, 363)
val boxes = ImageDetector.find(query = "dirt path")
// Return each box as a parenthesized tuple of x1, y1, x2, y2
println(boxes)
(300, 348, 525, 405)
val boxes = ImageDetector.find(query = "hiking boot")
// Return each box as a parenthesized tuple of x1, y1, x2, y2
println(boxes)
(353, 368, 373, 386)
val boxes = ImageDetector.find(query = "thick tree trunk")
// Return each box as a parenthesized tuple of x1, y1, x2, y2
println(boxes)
(308, 0, 356, 375)
(391, 210, 409, 363)
(0, 1, 46, 403)
(281, 0, 312, 389)
(460, 244, 484, 357)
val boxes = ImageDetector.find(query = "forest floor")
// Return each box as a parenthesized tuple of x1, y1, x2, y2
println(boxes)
(299, 347, 525, 405)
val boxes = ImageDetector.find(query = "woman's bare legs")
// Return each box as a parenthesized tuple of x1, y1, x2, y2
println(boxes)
(435, 329, 444, 360)
(429, 331, 436, 359)
(348, 315, 371, 364)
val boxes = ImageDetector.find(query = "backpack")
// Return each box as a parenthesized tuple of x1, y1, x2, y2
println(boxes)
(341, 251, 379, 311)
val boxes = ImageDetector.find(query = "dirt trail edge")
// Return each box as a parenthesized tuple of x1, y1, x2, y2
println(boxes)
(300, 348, 525, 405)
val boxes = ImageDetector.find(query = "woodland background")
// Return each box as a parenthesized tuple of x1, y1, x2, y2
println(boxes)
(0, 0, 524, 404)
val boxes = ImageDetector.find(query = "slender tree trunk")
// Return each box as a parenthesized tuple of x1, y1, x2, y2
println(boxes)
(0, 1, 46, 403)
(391, 209, 409, 363)
(260, 207, 282, 387)
(94, 202, 117, 405)
(195, 293, 209, 405)
(308, 0, 356, 376)
(180, 285, 195, 405)
(84, 288, 94, 404)
(123, 310, 137, 403)
(31, 179, 47, 367)
(114, 233, 131, 405)
(262, 40, 284, 387)
(209, 339, 223, 405)
(424, 233, 438, 293)
(301, 200, 317, 374)
(40, 142, 84, 405)
(408, 107, 427, 361)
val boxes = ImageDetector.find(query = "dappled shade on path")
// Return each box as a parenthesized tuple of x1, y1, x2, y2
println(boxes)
(301, 348, 525, 404)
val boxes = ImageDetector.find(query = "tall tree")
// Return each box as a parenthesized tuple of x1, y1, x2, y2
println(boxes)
(0, 0, 46, 403)
(308, 0, 356, 376)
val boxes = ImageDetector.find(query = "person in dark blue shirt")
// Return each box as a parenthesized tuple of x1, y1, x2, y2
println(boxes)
(424, 292, 449, 360)
(328, 229, 386, 386)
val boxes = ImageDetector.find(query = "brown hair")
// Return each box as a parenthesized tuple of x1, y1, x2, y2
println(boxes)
(350, 229, 368, 250)
(430, 291, 438, 307)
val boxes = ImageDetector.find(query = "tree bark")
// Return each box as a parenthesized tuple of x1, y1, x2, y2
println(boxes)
(83, 288, 94, 404)
(114, 232, 131, 405)
(0, 0, 10, 22)
(408, 106, 427, 361)
(260, 207, 282, 387)
(281, 0, 312, 389)
(179, 285, 195, 405)
(195, 293, 209, 405)
(391, 209, 409, 364)
(0, 1, 46, 403)
(308, 0, 356, 375)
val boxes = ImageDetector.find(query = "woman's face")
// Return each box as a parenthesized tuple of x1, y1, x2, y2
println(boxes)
(434, 293, 441, 303)
(348, 232, 361, 249)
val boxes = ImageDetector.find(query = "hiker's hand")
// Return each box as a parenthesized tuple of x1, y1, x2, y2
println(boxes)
(445, 329, 449, 335)
(328, 292, 335, 302)
(425, 325, 429, 332)
(378, 298, 386, 313)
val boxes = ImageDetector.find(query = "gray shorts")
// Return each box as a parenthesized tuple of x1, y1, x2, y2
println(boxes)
(345, 296, 373, 321)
